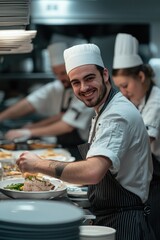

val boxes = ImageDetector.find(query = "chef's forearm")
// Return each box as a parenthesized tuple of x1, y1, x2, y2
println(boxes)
(42, 157, 110, 185)
(0, 99, 35, 121)
(30, 120, 74, 137)
(25, 114, 63, 129)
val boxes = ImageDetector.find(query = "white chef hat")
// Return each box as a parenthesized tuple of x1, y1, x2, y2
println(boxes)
(113, 33, 143, 69)
(47, 42, 68, 66)
(63, 43, 105, 74)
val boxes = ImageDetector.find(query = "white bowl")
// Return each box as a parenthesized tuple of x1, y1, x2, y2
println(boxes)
(80, 225, 116, 240)
(0, 177, 67, 199)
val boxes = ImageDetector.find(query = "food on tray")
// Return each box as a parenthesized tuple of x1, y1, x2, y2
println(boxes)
(28, 140, 56, 150)
(0, 143, 15, 151)
(4, 175, 55, 192)
(3, 164, 22, 177)
(23, 172, 38, 179)
(0, 150, 12, 159)
(4, 170, 22, 177)
(39, 149, 62, 159)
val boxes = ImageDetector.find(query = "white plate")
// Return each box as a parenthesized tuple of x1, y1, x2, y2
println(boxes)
(0, 177, 67, 199)
(80, 226, 116, 240)
(0, 200, 84, 226)
(13, 149, 75, 162)
(0, 149, 15, 164)
(0, 157, 15, 164)
(67, 186, 88, 197)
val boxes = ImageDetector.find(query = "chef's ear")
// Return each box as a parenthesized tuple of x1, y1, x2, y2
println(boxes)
(138, 71, 145, 83)
(103, 68, 109, 83)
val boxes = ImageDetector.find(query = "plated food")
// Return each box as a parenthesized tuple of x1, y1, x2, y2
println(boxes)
(0, 139, 56, 151)
(0, 177, 67, 199)
(28, 140, 57, 150)
(14, 148, 75, 162)
(0, 149, 15, 166)
(0, 148, 75, 162)
(3, 163, 21, 178)
(4, 174, 55, 192)
(39, 148, 63, 158)
(0, 150, 13, 160)
(0, 147, 16, 167)
(0, 148, 75, 180)
(0, 142, 15, 151)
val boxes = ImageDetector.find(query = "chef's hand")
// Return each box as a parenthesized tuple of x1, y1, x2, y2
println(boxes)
(4, 129, 31, 141)
(16, 151, 42, 174)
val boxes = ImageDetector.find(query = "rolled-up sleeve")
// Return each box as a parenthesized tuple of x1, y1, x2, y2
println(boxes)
(87, 117, 130, 173)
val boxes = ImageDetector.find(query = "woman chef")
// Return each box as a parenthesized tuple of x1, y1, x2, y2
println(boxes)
(112, 33, 160, 239)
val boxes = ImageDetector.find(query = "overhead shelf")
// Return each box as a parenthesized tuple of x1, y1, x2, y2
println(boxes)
(0, 72, 54, 81)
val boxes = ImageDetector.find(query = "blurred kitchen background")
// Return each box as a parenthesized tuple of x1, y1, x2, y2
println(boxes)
(0, 0, 160, 128)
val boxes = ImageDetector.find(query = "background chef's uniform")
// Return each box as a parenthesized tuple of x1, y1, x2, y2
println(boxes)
(27, 80, 72, 118)
(26, 42, 94, 160)
(27, 42, 74, 119)
(138, 84, 160, 239)
(27, 80, 94, 160)
(112, 33, 160, 240)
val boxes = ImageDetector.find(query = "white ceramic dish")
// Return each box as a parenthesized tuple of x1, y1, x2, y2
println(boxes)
(67, 186, 88, 197)
(80, 226, 116, 240)
(0, 148, 75, 165)
(13, 149, 75, 162)
(0, 177, 67, 200)
(0, 157, 15, 164)
(0, 200, 84, 226)
(0, 149, 15, 164)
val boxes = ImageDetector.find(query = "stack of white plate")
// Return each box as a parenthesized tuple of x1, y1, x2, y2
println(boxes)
(0, 0, 30, 28)
(0, 200, 84, 240)
(67, 185, 90, 208)
(0, 0, 37, 54)
(0, 29, 37, 54)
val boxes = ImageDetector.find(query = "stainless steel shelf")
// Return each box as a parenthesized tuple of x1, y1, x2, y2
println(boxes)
(0, 72, 54, 81)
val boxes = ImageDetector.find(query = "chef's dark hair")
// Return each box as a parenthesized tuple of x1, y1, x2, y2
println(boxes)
(112, 64, 154, 80)
(96, 65, 111, 83)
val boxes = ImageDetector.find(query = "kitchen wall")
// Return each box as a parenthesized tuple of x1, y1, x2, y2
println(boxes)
(30, 0, 160, 71)
(31, 0, 160, 25)
(30, 0, 160, 56)
(0, 0, 160, 104)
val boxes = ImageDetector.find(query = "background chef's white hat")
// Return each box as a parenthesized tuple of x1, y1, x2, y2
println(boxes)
(47, 42, 68, 66)
(113, 33, 143, 69)
(64, 43, 105, 74)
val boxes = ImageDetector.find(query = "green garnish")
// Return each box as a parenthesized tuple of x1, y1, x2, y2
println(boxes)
(4, 183, 24, 191)
(26, 176, 34, 180)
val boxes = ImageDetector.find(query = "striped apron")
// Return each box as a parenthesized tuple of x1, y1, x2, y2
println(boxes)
(78, 87, 156, 240)
(147, 154, 160, 240)
(88, 172, 155, 240)
(139, 83, 160, 240)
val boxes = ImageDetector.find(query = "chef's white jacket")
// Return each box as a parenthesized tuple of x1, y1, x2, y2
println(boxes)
(87, 92, 153, 203)
(138, 85, 160, 163)
(27, 80, 94, 141)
